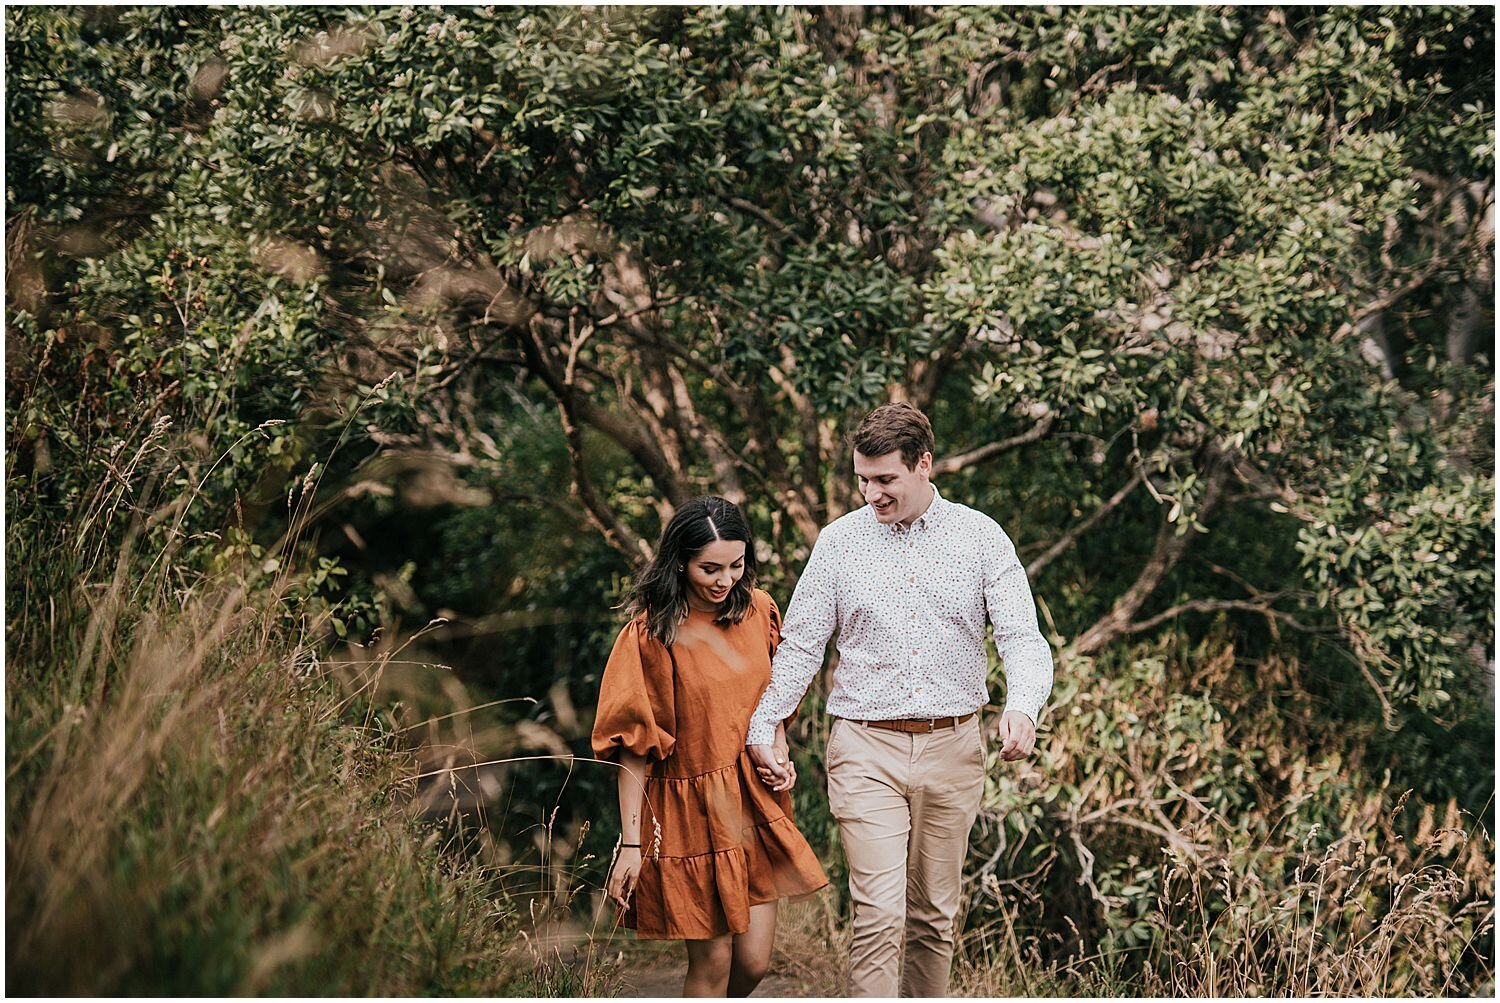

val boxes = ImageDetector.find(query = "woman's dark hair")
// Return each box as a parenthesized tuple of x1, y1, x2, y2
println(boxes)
(626, 496, 757, 646)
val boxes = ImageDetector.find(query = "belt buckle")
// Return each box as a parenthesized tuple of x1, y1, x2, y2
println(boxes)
(923, 719, 936, 733)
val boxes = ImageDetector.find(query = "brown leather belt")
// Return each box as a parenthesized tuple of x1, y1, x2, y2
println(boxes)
(853, 712, 975, 734)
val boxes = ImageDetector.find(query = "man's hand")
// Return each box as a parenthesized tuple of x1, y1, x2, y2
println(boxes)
(997, 710, 1037, 761)
(748, 742, 794, 791)
(772, 722, 797, 791)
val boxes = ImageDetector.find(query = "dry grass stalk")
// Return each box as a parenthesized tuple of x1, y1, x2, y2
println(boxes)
(5, 416, 524, 995)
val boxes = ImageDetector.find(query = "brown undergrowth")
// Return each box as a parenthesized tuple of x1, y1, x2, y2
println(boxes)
(951, 641, 1495, 997)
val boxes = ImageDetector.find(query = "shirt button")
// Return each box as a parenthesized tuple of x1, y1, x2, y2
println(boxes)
(911, 648, 918, 655)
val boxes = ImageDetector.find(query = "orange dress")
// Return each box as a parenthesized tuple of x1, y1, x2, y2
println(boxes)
(591, 588, 829, 940)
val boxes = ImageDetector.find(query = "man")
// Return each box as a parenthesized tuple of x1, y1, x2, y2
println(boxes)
(746, 401, 1053, 998)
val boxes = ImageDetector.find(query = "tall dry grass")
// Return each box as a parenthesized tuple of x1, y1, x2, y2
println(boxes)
(946, 660, 1495, 1000)
(3, 411, 552, 994)
(1149, 802, 1494, 996)
(7, 583, 515, 994)
(950, 808, 1493, 998)
(334, 646, 648, 996)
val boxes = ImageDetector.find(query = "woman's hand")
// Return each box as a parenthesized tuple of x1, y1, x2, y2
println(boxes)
(607, 845, 643, 910)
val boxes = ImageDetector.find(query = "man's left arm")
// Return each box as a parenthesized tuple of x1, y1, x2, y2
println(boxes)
(982, 521, 1054, 760)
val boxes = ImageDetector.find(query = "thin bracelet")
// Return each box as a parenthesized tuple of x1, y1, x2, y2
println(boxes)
(621, 842, 641, 848)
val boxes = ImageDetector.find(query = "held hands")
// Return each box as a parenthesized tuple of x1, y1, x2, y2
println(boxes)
(606, 845, 642, 910)
(749, 723, 796, 792)
(997, 710, 1037, 761)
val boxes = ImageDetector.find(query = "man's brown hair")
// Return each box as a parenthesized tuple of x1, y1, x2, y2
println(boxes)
(851, 401, 935, 469)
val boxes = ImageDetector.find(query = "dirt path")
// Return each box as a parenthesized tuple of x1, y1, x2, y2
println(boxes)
(613, 890, 847, 998)
(618, 956, 818, 998)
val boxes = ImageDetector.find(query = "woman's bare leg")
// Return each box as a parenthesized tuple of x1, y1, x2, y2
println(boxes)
(684, 935, 734, 997)
(727, 901, 778, 997)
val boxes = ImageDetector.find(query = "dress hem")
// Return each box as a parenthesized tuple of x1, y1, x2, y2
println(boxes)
(626, 880, 832, 941)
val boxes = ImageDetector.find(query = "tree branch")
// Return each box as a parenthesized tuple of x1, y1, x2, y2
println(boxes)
(665, 364, 746, 503)
(516, 318, 687, 504)
(557, 403, 650, 564)
(739, 375, 825, 549)
(1067, 454, 1233, 656)
(1123, 594, 1310, 636)
(1026, 468, 1145, 579)
(1336, 181, 1494, 342)
(908, 326, 972, 413)
(1059, 56, 1132, 116)
(931, 414, 1056, 475)
(769, 345, 826, 511)
(602, 250, 693, 501)
(722, 195, 808, 248)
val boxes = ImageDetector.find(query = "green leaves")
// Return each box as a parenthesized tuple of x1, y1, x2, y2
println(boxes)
(7, 3, 1490, 733)
(1299, 470, 1494, 712)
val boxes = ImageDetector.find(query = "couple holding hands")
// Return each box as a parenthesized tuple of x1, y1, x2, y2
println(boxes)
(592, 402, 1054, 998)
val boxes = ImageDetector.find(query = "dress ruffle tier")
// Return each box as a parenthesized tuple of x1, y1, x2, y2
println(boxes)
(628, 753, 827, 939)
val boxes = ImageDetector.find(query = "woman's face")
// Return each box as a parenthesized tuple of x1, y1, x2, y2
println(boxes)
(683, 539, 746, 611)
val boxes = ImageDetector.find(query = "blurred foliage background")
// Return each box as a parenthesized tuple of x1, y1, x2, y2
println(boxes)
(6, 5, 1494, 995)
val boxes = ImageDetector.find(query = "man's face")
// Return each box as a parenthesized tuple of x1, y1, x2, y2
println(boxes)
(854, 449, 933, 526)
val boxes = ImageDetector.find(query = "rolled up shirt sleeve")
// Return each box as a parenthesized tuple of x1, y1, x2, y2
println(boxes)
(746, 531, 840, 746)
(982, 522, 1054, 724)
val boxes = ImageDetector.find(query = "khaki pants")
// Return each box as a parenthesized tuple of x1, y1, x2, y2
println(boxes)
(826, 715, 986, 998)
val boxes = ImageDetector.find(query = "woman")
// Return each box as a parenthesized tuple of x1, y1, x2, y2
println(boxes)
(592, 496, 828, 997)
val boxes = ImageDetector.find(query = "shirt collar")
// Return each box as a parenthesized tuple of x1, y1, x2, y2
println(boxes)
(916, 483, 946, 529)
(882, 483, 946, 534)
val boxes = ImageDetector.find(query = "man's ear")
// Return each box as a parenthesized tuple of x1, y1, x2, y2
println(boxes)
(917, 451, 933, 477)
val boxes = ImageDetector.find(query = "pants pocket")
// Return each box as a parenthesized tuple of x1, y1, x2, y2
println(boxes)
(824, 717, 845, 767)
(825, 719, 858, 821)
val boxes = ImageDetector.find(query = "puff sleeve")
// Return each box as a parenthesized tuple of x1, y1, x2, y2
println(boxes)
(765, 592, 783, 658)
(759, 591, 801, 728)
(591, 616, 676, 762)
